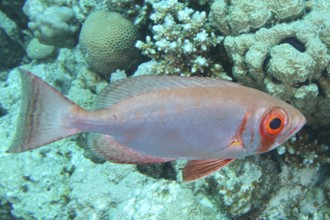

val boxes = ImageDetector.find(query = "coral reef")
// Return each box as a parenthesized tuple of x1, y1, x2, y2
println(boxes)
(24, 5, 79, 48)
(259, 162, 329, 218)
(79, 11, 141, 81)
(26, 37, 56, 60)
(0, 3, 26, 71)
(0, 27, 25, 70)
(191, 150, 330, 218)
(105, 0, 145, 21)
(0, 0, 329, 219)
(278, 129, 330, 168)
(0, 7, 24, 44)
(0, 0, 28, 29)
(223, 1, 330, 126)
(194, 156, 279, 217)
(136, 0, 227, 78)
(209, 0, 306, 36)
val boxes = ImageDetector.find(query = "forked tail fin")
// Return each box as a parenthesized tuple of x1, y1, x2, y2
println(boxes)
(7, 69, 85, 153)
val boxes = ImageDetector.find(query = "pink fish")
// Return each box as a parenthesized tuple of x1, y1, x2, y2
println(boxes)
(7, 69, 306, 181)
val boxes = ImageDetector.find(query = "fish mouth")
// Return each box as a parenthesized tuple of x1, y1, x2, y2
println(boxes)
(295, 114, 306, 133)
(290, 114, 306, 135)
(277, 114, 306, 145)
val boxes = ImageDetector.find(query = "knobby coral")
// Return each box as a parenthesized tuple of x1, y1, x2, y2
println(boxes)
(223, 3, 330, 126)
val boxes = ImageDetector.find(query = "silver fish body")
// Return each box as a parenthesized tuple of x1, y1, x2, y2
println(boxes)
(8, 69, 306, 181)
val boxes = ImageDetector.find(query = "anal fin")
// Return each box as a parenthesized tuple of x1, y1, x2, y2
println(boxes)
(182, 158, 235, 182)
(88, 133, 173, 164)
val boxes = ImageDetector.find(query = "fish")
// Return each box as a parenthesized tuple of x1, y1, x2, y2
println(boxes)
(7, 69, 306, 181)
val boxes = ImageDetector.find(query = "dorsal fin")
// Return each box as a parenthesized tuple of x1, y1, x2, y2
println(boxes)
(94, 75, 237, 109)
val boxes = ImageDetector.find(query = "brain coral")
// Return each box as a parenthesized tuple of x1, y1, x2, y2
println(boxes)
(79, 11, 140, 80)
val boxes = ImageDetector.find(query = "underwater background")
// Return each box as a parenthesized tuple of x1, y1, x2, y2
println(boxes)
(0, 0, 329, 219)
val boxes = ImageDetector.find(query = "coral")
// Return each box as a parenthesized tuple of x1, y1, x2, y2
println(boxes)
(132, 60, 164, 76)
(24, 5, 79, 48)
(79, 11, 141, 81)
(136, 163, 176, 180)
(111, 180, 219, 219)
(259, 163, 327, 218)
(0, 27, 25, 70)
(136, 0, 227, 78)
(277, 129, 330, 169)
(297, 188, 330, 219)
(1, 0, 330, 219)
(0, 3, 26, 70)
(209, 0, 306, 36)
(0, 144, 74, 219)
(193, 137, 329, 218)
(105, 0, 145, 21)
(109, 69, 127, 82)
(194, 157, 279, 217)
(0, 104, 7, 117)
(0, 10, 23, 44)
(223, 1, 330, 126)
(26, 38, 56, 60)
(0, 0, 28, 29)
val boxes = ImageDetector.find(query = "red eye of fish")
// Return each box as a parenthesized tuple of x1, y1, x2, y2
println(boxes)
(260, 108, 287, 138)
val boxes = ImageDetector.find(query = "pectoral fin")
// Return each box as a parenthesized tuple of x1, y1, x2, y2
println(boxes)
(182, 158, 235, 182)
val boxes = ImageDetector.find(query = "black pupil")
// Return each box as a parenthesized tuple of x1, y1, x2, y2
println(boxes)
(269, 118, 281, 130)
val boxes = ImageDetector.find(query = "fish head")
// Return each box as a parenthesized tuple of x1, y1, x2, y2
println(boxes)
(243, 101, 306, 155)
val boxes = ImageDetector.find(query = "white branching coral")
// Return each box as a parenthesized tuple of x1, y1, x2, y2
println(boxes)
(136, 0, 225, 77)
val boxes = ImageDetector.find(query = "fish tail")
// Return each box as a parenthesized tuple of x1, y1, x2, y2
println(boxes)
(7, 69, 84, 153)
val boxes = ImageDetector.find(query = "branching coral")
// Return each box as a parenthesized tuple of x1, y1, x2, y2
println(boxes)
(136, 0, 226, 78)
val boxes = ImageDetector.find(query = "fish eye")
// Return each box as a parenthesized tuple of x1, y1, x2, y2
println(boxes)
(269, 118, 281, 130)
(260, 107, 287, 138)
